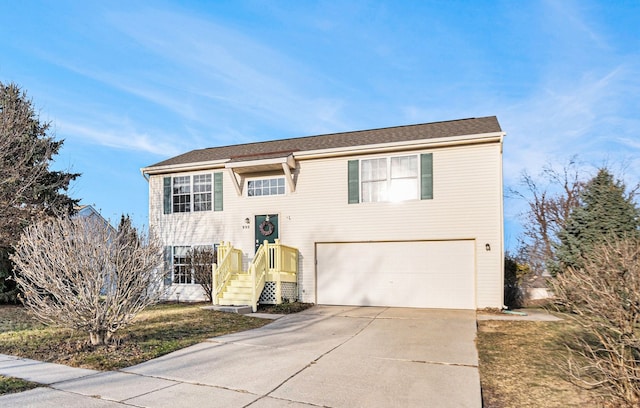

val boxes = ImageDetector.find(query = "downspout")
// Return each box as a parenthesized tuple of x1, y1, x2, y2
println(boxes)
(499, 133, 506, 309)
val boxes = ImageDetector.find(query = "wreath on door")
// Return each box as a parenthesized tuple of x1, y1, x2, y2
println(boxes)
(259, 220, 275, 236)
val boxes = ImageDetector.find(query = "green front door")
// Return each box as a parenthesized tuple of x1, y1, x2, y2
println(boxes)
(255, 214, 279, 252)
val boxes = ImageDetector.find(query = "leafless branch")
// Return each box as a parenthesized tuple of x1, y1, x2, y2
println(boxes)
(187, 246, 215, 302)
(514, 160, 585, 275)
(551, 238, 640, 406)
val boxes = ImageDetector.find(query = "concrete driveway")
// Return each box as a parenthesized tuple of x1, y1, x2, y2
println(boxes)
(0, 306, 481, 407)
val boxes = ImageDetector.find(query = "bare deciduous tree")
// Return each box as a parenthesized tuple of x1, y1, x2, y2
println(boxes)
(10, 216, 164, 346)
(187, 246, 216, 302)
(511, 159, 584, 275)
(551, 238, 640, 406)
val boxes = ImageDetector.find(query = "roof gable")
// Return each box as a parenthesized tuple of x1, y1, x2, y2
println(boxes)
(145, 116, 502, 170)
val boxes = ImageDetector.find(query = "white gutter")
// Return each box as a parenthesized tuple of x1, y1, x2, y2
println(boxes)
(294, 132, 505, 160)
(141, 158, 228, 176)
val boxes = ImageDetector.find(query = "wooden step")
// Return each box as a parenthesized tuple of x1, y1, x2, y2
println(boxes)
(225, 286, 252, 295)
(228, 280, 252, 288)
(216, 271, 265, 308)
(219, 293, 252, 303)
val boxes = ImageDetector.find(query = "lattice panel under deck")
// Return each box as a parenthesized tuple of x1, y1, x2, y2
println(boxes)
(281, 282, 297, 301)
(259, 282, 298, 304)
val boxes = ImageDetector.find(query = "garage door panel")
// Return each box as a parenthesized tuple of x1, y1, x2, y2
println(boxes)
(316, 241, 475, 309)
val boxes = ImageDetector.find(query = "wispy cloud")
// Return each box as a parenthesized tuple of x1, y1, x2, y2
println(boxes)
(544, 0, 610, 51)
(502, 63, 640, 183)
(103, 8, 351, 136)
(56, 119, 182, 157)
(22, 5, 357, 154)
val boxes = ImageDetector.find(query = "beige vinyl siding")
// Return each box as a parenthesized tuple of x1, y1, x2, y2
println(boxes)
(148, 140, 504, 309)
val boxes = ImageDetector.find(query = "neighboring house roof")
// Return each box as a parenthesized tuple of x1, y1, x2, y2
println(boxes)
(74, 205, 117, 234)
(143, 116, 502, 172)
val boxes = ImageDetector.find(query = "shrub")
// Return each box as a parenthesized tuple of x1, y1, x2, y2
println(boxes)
(504, 253, 526, 309)
(551, 238, 640, 406)
(11, 216, 164, 346)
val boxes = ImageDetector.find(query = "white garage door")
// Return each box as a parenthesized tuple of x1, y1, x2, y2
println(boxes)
(316, 240, 475, 309)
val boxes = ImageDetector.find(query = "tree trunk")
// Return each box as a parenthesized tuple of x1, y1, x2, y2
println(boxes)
(89, 330, 111, 346)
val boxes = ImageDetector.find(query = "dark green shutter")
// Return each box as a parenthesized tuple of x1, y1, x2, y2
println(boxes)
(163, 177, 172, 214)
(420, 153, 433, 200)
(348, 160, 359, 204)
(163, 246, 172, 286)
(214, 172, 223, 211)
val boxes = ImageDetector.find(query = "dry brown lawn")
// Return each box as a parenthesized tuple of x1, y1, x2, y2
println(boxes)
(477, 316, 599, 407)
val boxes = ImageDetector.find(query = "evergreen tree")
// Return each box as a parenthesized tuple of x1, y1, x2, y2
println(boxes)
(0, 82, 80, 302)
(555, 168, 639, 272)
(117, 214, 137, 243)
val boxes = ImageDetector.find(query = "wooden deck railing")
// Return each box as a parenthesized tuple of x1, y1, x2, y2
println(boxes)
(212, 241, 243, 305)
(249, 242, 268, 312)
(212, 239, 299, 312)
(266, 240, 298, 303)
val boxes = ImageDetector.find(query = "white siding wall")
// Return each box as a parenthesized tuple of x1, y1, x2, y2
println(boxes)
(149, 140, 504, 308)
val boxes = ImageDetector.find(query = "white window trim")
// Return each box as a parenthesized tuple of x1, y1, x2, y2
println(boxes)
(170, 244, 217, 285)
(171, 174, 213, 213)
(172, 246, 192, 284)
(360, 154, 419, 203)
(246, 176, 287, 197)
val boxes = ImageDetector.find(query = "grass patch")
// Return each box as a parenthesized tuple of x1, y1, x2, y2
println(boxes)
(0, 302, 270, 372)
(477, 316, 597, 407)
(0, 375, 40, 395)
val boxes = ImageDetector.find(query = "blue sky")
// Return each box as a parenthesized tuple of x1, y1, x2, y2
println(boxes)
(1, 0, 638, 250)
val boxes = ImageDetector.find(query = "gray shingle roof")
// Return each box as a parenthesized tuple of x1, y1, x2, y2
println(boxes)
(146, 116, 501, 168)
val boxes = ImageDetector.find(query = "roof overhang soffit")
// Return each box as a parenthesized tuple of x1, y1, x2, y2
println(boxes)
(225, 154, 297, 196)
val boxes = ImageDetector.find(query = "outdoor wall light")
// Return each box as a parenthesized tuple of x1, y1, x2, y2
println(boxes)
(485, 243, 491, 251)
(244, 217, 250, 224)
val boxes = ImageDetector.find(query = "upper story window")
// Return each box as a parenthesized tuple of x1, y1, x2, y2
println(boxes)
(163, 173, 223, 214)
(349, 153, 432, 204)
(193, 174, 212, 211)
(247, 177, 286, 197)
(361, 156, 418, 202)
(390, 155, 419, 201)
(172, 176, 191, 213)
(361, 158, 389, 202)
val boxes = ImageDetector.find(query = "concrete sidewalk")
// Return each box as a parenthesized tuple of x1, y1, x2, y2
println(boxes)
(0, 306, 481, 407)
